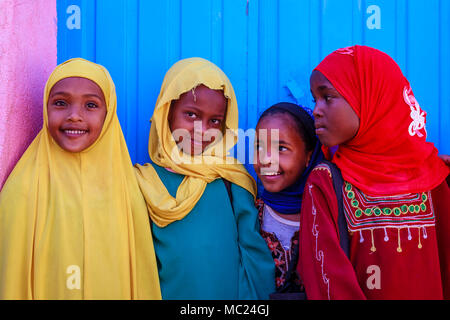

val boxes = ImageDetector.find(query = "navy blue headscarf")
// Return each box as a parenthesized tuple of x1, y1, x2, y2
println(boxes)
(259, 102, 324, 214)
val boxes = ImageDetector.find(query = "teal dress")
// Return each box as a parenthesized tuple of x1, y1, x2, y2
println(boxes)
(150, 163, 275, 300)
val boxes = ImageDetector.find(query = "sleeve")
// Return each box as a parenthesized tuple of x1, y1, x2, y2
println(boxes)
(0, 180, 35, 299)
(432, 181, 450, 299)
(230, 183, 275, 300)
(297, 167, 366, 300)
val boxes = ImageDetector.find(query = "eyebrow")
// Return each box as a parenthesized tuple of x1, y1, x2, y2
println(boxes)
(317, 85, 333, 91)
(277, 139, 292, 146)
(49, 92, 103, 100)
(182, 105, 225, 118)
(256, 138, 292, 147)
(49, 91, 69, 97)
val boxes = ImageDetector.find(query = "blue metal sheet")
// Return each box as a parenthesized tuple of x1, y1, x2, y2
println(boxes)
(57, 0, 450, 172)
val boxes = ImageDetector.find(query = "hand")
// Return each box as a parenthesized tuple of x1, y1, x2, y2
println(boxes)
(439, 154, 450, 168)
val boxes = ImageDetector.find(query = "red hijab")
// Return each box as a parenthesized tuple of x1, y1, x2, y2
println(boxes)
(315, 45, 448, 196)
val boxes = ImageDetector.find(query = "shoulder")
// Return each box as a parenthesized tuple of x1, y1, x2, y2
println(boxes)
(311, 162, 333, 178)
(303, 162, 339, 212)
(307, 162, 335, 190)
(230, 180, 255, 199)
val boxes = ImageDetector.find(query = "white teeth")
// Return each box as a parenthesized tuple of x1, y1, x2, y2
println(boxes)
(261, 172, 281, 176)
(65, 130, 86, 135)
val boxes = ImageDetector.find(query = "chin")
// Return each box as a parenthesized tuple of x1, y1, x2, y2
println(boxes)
(319, 139, 335, 148)
(261, 183, 283, 193)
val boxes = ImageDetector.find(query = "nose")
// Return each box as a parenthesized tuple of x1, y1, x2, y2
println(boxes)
(259, 147, 275, 166)
(193, 120, 206, 139)
(66, 105, 83, 122)
(313, 102, 323, 118)
(193, 120, 216, 141)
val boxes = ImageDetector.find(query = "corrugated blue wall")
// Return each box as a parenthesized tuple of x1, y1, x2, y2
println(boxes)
(57, 0, 450, 174)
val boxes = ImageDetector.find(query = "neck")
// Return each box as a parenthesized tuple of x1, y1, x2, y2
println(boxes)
(270, 206, 300, 222)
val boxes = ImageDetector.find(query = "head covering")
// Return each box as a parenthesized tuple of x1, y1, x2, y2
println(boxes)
(259, 103, 324, 214)
(134, 57, 256, 228)
(0, 58, 161, 299)
(315, 45, 449, 195)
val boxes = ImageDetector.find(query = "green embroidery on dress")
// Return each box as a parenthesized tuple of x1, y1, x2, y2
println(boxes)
(344, 182, 428, 218)
(345, 183, 352, 192)
(373, 207, 382, 216)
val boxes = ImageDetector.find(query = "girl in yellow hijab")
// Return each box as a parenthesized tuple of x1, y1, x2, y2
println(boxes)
(134, 57, 275, 299)
(0, 58, 161, 300)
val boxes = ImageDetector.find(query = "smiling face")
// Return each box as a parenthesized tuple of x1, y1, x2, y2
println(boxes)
(310, 70, 360, 147)
(254, 113, 313, 193)
(47, 77, 107, 153)
(168, 84, 227, 155)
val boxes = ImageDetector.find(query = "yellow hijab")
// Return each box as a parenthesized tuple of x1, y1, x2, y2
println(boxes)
(135, 58, 256, 228)
(0, 58, 161, 300)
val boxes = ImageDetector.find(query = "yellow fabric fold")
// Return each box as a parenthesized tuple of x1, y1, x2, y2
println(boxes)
(0, 58, 161, 300)
(135, 58, 256, 228)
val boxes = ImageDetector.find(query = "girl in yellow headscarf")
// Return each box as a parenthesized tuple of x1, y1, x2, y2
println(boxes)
(0, 58, 161, 300)
(134, 57, 275, 299)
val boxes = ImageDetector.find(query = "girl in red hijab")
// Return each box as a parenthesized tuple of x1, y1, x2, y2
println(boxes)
(298, 45, 450, 300)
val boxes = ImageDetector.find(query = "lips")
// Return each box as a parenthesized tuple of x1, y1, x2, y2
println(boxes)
(315, 124, 326, 134)
(260, 171, 281, 176)
(315, 127, 325, 134)
(61, 128, 89, 137)
(259, 170, 282, 182)
(191, 136, 214, 148)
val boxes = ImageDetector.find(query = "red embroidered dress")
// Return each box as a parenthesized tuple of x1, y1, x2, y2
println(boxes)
(298, 164, 450, 300)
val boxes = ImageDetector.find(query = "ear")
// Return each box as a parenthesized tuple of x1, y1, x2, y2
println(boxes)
(305, 149, 313, 168)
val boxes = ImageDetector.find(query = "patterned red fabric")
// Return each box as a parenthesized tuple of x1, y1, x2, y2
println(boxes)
(315, 45, 449, 196)
(298, 164, 450, 300)
(256, 199, 303, 291)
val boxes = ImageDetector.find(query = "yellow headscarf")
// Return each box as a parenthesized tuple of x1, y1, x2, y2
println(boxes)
(0, 58, 161, 300)
(135, 58, 256, 228)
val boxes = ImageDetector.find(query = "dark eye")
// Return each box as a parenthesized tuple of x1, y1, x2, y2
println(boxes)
(279, 146, 288, 152)
(54, 100, 67, 107)
(211, 119, 222, 125)
(324, 95, 332, 102)
(86, 102, 98, 109)
(186, 112, 197, 119)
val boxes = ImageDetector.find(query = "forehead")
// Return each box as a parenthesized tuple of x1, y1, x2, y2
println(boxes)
(174, 84, 227, 112)
(256, 113, 303, 141)
(49, 77, 105, 100)
(310, 70, 334, 89)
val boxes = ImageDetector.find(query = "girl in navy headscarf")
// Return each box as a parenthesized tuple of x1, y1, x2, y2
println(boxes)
(254, 102, 323, 297)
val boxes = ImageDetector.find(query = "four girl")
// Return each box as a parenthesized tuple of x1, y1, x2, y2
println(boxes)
(0, 46, 448, 300)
